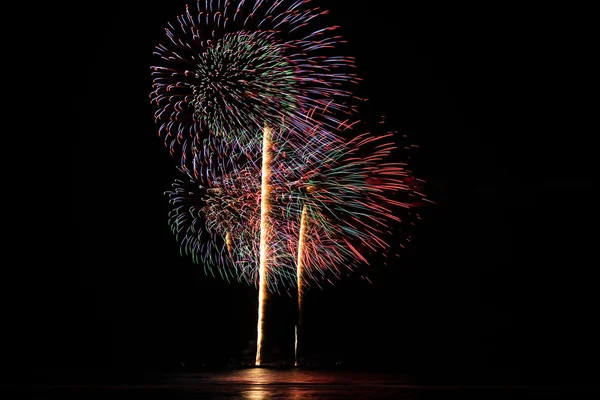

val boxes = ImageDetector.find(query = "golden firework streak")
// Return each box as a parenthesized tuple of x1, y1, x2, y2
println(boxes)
(295, 205, 308, 366)
(255, 122, 272, 366)
(225, 232, 234, 263)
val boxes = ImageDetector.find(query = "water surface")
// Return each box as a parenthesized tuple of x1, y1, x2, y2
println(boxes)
(17, 368, 591, 399)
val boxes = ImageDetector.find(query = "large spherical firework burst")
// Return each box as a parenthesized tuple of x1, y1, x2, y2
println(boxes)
(150, 0, 359, 169)
(188, 31, 298, 141)
(166, 163, 261, 283)
(165, 116, 427, 291)
(165, 133, 299, 292)
(275, 119, 427, 289)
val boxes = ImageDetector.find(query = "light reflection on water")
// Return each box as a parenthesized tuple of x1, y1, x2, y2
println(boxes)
(21, 368, 575, 399)
(164, 368, 412, 399)
(166, 367, 408, 386)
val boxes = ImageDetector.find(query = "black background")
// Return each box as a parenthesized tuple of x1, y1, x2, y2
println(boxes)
(20, 0, 597, 387)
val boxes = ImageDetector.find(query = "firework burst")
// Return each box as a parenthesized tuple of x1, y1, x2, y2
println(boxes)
(165, 116, 426, 290)
(151, 2, 429, 366)
(164, 128, 299, 292)
(150, 0, 359, 171)
(279, 122, 424, 289)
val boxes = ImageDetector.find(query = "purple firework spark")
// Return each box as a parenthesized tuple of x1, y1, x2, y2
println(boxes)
(150, 0, 360, 173)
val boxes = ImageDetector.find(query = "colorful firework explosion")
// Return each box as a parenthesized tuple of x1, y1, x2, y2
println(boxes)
(150, 0, 360, 171)
(151, 2, 430, 365)
(164, 116, 425, 292)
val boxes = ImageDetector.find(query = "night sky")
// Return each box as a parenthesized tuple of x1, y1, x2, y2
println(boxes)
(29, 0, 598, 386)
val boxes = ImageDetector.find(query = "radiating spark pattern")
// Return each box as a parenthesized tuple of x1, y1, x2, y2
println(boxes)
(164, 130, 298, 290)
(165, 164, 259, 283)
(152, 1, 430, 368)
(150, 0, 359, 171)
(165, 116, 426, 290)
(278, 123, 423, 288)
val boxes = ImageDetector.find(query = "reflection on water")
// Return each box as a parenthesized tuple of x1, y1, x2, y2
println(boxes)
(163, 368, 411, 399)
(166, 367, 408, 386)
(19, 368, 578, 399)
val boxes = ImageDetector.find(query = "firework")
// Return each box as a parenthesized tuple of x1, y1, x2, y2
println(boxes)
(255, 123, 272, 366)
(294, 204, 308, 366)
(165, 117, 425, 288)
(164, 127, 298, 290)
(165, 113, 427, 364)
(152, 1, 427, 367)
(150, 0, 359, 171)
(281, 123, 424, 287)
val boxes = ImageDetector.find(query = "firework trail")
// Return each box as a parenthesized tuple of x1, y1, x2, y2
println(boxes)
(295, 205, 308, 366)
(255, 123, 272, 366)
(165, 113, 428, 364)
(279, 124, 423, 286)
(279, 117, 427, 364)
(165, 115, 426, 289)
(153, 1, 428, 366)
(284, 117, 427, 364)
(164, 131, 297, 288)
(166, 162, 259, 282)
(151, 1, 361, 363)
(150, 0, 360, 174)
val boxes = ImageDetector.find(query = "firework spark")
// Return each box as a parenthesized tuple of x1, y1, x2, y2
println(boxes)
(165, 129, 298, 290)
(152, 2, 429, 367)
(276, 121, 424, 288)
(150, 0, 359, 172)
(295, 205, 308, 366)
(255, 122, 273, 366)
(165, 116, 425, 288)
(164, 112, 427, 365)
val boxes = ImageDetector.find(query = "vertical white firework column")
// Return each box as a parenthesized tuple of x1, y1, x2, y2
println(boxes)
(255, 122, 272, 366)
(295, 205, 308, 366)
